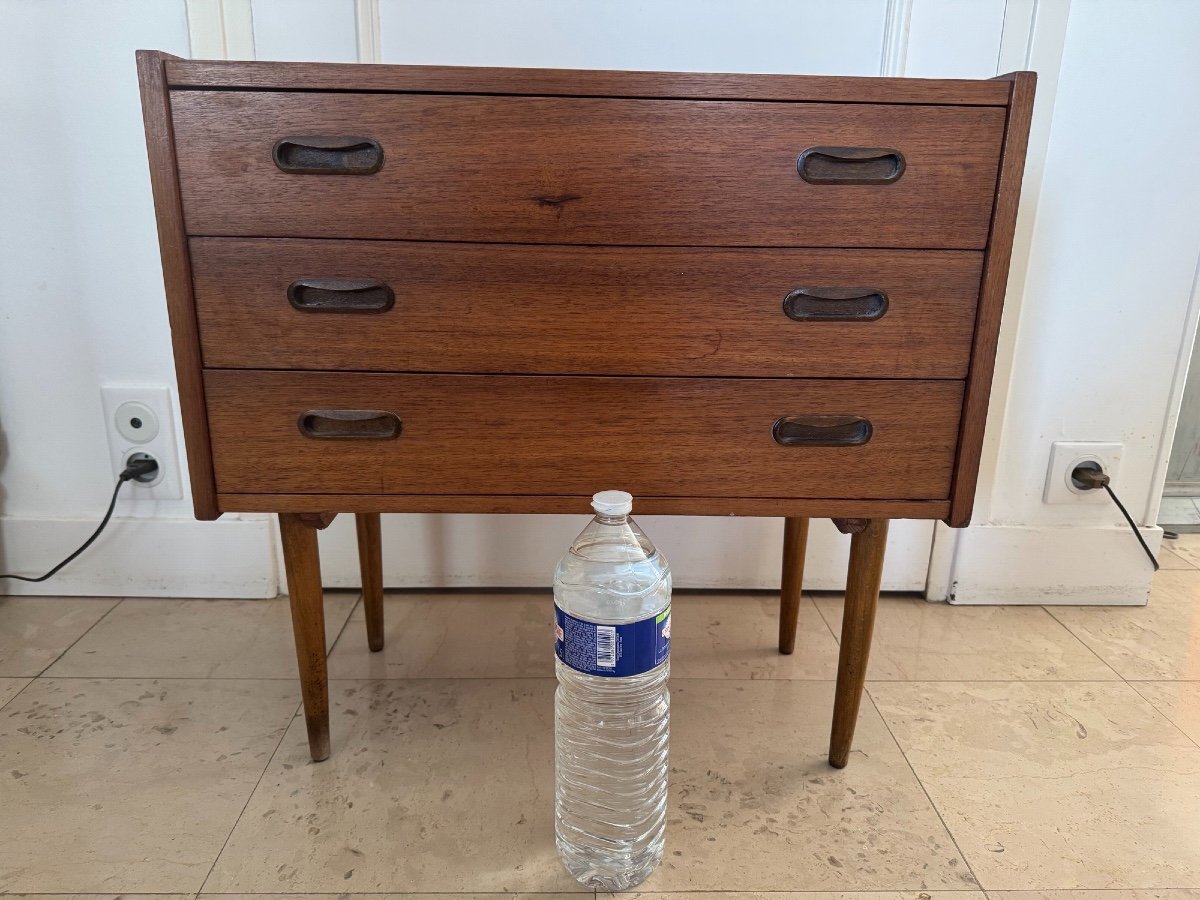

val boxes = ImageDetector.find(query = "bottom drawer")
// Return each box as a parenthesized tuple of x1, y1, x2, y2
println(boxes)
(204, 371, 963, 500)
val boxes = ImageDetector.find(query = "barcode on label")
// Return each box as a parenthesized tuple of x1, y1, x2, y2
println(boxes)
(596, 626, 617, 668)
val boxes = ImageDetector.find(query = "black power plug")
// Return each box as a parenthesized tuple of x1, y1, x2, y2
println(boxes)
(1071, 462, 1110, 492)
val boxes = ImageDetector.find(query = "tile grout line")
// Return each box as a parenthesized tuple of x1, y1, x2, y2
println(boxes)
(326, 589, 366, 659)
(1041, 602, 1200, 749)
(324, 588, 364, 657)
(195, 593, 361, 896)
(1160, 543, 1199, 569)
(0, 676, 37, 713)
(807, 591, 843, 645)
(864, 683, 988, 894)
(1039, 604, 1126, 681)
(195, 694, 304, 896)
(1034, 604, 1200, 840)
(33, 595, 125, 677)
(1127, 679, 1200, 753)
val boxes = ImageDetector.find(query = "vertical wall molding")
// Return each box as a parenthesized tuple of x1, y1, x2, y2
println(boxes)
(355, 0, 383, 63)
(927, 0, 1072, 600)
(975, 0, 1071, 521)
(185, 0, 255, 60)
(996, 0, 1038, 72)
(880, 0, 914, 76)
(1146, 249, 1200, 523)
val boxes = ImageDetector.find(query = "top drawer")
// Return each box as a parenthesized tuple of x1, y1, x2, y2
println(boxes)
(170, 91, 1005, 249)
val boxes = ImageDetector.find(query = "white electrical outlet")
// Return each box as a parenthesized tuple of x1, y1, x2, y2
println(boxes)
(1043, 441, 1123, 504)
(100, 385, 183, 500)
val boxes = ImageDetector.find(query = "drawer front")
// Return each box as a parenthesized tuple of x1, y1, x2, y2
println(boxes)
(193, 239, 982, 378)
(172, 91, 1005, 249)
(204, 371, 963, 499)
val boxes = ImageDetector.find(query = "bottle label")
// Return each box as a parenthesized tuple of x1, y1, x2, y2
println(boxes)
(554, 604, 671, 677)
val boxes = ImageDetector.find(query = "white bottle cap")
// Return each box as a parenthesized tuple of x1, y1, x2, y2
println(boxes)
(591, 490, 633, 517)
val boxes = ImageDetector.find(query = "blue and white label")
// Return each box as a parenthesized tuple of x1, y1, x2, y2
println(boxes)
(555, 604, 671, 677)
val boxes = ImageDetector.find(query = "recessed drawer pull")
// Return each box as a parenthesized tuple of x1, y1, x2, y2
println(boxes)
(272, 135, 384, 174)
(782, 287, 889, 322)
(298, 409, 402, 440)
(287, 277, 395, 313)
(772, 415, 873, 447)
(796, 146, 905, 185)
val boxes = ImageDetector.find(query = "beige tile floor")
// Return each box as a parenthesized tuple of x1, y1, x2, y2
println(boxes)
(2, 535, 1200, 898)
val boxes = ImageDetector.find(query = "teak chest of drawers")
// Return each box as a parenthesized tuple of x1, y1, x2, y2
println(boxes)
(137, 51, 1035, 767)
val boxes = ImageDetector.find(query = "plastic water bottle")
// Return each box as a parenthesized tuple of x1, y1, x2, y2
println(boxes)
(553, 490, 672, 890)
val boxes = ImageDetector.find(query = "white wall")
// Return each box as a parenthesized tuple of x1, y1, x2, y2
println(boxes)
(0, 0, 274, 597)
(2, 0, 1198, 604)
(944, 0, 1200, 604)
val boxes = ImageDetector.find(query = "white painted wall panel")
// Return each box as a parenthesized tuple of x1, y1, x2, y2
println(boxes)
(0, 0, 191, 519)
(989, 0, 1200, 529)
(252, 0, 359, 62)
(0, 0, 277, 594)
(380, 0, 889, 74)
(904, 0, 1006, 78)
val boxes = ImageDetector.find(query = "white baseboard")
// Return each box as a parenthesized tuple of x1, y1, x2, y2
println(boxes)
(943, 522, 1161, 606)
(0, 515, 277, 598)
(5, 514, 1155, 605)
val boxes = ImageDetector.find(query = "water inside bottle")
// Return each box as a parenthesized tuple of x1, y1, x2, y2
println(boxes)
(553, 491, 672, 890)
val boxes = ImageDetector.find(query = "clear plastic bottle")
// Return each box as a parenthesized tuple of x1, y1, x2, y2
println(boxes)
(553, 490, 672, 891)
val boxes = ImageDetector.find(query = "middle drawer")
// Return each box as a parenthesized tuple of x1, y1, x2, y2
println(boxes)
(192, 239, 982, 379)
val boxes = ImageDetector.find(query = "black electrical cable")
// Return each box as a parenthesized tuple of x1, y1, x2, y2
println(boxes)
(0, 457, 159, 583)
(1070, 464, 1159, 571)
(1103, 483, 1160, 572)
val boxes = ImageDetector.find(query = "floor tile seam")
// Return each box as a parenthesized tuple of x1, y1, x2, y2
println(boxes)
(0, 676, 36, 712)
(807, 592, 843, 646)
(324, 591, 366, 659)
(1041, 607, 1131, 682)
(36, 595, 125, 677)
(196, 696, 305, 895)
(1126, 680, 1200, 753)
(864, 682, 985, 893)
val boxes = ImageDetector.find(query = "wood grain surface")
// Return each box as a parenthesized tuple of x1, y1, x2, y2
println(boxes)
(217, 494, 951, 519)
(829, 517, 888, 768)
(779, 516, 810, 654)
(278, 512, 331, 761)
(136, 50, 219, 519)
(355, 512, 384, 652)
(203, 371, 963, 499)
(191, 239, 983, 378)
(163, 58, 1013, 106)
(947, 72, 1037, 526)
(171, 91, 1005, 249)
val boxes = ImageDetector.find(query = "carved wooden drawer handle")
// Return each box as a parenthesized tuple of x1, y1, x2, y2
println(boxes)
(272, 136, 384, 174)
(796, 146, 905, 185)
(298, 409, 402, 440)
(783, 287, 889, 322)
(288, 278, 395, 313)
(772, 415, 873, 447)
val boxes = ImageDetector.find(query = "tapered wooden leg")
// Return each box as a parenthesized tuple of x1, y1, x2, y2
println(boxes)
(355, 512, 385, 652)
(779, 516, 809, 654)
(279, 513, 331, 762)
(829, 517, 889, 769)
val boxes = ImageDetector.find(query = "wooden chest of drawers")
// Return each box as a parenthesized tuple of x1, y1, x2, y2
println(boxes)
(138, 51, 1034, 766)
